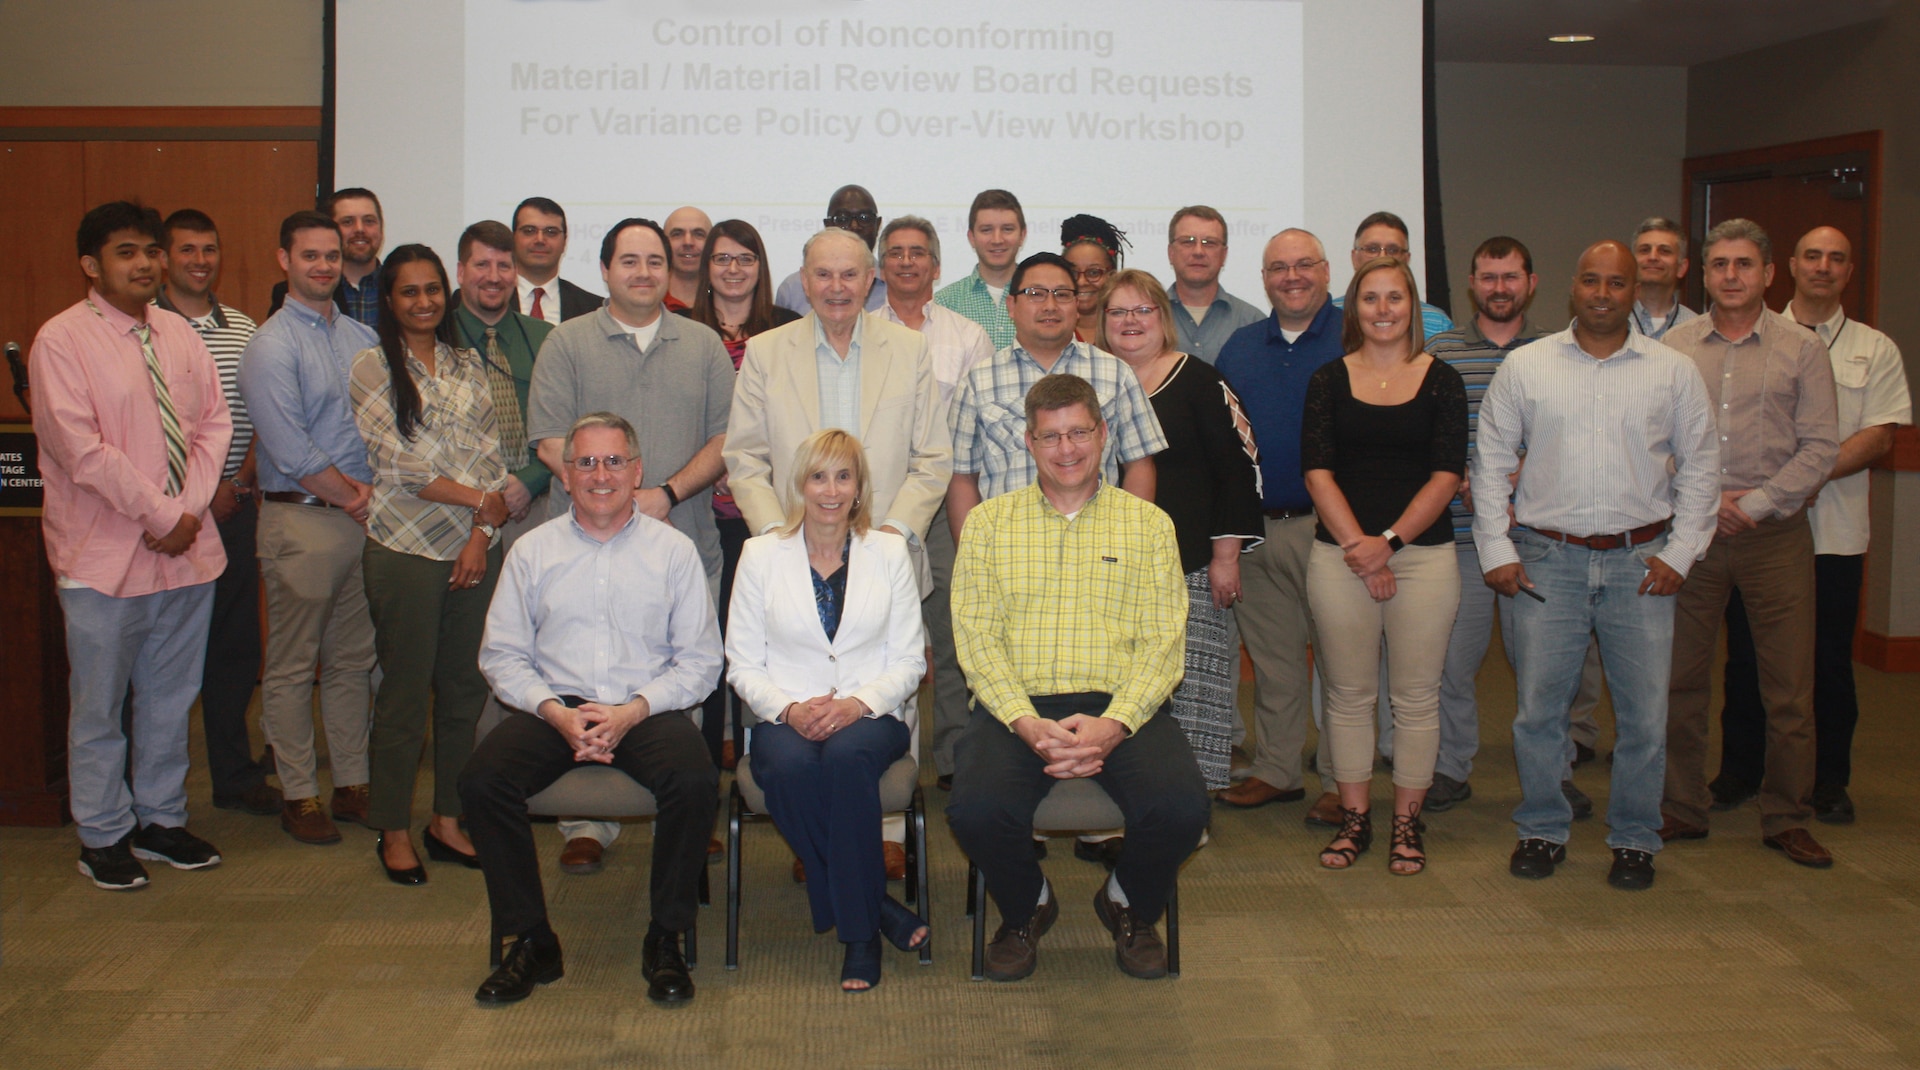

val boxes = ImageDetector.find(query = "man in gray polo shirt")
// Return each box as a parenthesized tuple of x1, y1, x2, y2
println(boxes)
(525, 216, 734, 869)
(1165, 205, 1264, 364)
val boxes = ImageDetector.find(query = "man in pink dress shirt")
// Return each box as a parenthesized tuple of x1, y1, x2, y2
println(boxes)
(31, 201, 232, 890)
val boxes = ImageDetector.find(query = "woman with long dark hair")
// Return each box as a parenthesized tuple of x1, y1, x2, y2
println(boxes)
(349, 243, 509, 885)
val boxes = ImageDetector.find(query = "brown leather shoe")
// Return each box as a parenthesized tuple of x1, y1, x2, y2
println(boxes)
(1763, 827, 1834, 868)
(1217, 776, 1305, 809)
(1305, 792, 1344, 828)
(984, 892, 1059, 982)
(707, 836, 723, 860)
(281, 797, 342, 845)
(1657, 816, 1709, 842)
(1092, 884, 1167, 979)
(559, 837, 604, 875)
(884, 841, 907, 881)
(330, 784, 371, 827)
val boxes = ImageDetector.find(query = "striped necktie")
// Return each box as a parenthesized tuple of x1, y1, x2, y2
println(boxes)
(483, 328, 527, 465)
(134, 321, 188, 495)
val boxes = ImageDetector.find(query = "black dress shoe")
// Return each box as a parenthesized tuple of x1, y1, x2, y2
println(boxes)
(1509, 838, 1566, 879)
(422, 826, 482, 869)
(1811, 784, 1855, 825)
(1607, 848, 1656, 891)
(475, 936, 563, 1004)
(642, 927, 695, 1005)
(376, 833, 427, 886)
(1708, 774, 1758, 811)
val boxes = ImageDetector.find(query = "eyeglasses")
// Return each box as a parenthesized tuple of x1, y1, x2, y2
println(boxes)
(1355, 243, 1409, 259)
(711, 252, 758, 268)
(1031, 427, 1099, 448)
(884, 247, 931, 262)
(517, 225, 565, 240)
(1072, 266, 1111, 283)
(1015, 286, 1077, 304)
(568, 454, 631, 471)
(825, 211, 879, 227)
(1264, 258, 1324, 277)
(1104, 305, 1158, 320)
(1172, 236, 1225, 249)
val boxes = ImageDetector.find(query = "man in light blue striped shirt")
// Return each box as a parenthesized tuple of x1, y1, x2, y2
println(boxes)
(1472, 240, 1719, 891)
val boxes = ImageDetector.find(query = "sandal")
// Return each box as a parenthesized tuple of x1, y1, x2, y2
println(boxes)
(1318, 808, 1372, 869)
(878, 895, 930, 952)
(841, 937, 883, 992)
(1388, 811, 1427, 876)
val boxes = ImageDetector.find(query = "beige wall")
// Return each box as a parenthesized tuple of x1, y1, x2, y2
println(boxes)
(0, 0, 322, 106)
(1434, 62, 1689, 326)
(1689, 10, 1917, 365)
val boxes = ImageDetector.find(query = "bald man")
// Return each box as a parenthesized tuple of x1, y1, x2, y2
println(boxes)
(1473, 241, 1718, 890)
(662, 206, 712, 312)
(1712, 226, 1910, 826)
(774, 185, 888, 316)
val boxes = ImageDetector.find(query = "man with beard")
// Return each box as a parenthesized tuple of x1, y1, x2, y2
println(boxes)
(267, 188, 385, 327)
(451, 220, 555, 543)
(774, 185, 888, 316)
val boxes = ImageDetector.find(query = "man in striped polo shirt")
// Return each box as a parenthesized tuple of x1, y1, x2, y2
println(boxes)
(157, 209, 279, 818)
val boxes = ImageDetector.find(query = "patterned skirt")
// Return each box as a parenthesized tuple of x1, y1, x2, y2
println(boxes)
(1170, 565, 1238, 790)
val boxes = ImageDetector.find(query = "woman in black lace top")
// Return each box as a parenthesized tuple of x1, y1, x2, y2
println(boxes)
(1301, 257, 1466, 877)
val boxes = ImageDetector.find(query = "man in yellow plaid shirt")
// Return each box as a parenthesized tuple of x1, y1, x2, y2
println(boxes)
(948, 373, 1209, 983)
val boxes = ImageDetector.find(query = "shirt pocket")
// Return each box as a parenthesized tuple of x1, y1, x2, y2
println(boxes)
(979, 401, 1030, 457)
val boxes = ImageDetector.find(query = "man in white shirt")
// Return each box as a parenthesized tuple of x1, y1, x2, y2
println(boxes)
(872, 215, 993, 787)
(1473, 240, 1718, 890)
(1629, 216, 1700, 341)
(1712, 226, 1909, 825)
(512, 196, 601, 324)
(463, 412, 721, 1006)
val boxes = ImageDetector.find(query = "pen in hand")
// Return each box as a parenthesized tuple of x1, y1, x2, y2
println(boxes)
(1516, 586, 1546, 603)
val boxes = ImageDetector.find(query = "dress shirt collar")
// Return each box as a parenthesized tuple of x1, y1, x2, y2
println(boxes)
(1032, 479, 1112, 520)
(85, 288, 146, 334)
(1702, 309, 1776, 347)
(1555, 322, 1657, 364)
(279, 292, 340, 330)
(1782, 301, 1845, 345)
(1009, 338, 1089, 373)
(879, 298, 934, 324)
(567, 501, 643, 545)
(812, 310, 866, 358)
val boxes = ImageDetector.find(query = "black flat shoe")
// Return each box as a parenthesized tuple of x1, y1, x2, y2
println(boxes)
(475, 936, 563, 1004)
(878, 895, 930, 952)
(422, 826, 482, 869)
(641, 927, 695, 1005)
(841, 937, 883, 992)
(376, 833, 427, 886)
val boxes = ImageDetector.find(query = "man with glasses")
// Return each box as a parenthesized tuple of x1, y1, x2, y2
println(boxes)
(947, 372, 1207, 982)
(874, 216, 994, 789)
(525, 217, 734, 873)
(662, 206, 712, 312)
(462, 412, 721, 1005)
(1331, 211, 1453, 337)
(1165, 206, 1264, 364)
(947, 251, 1165, 541)
(1213, 229, 1344, 818)
(512, 197, 601, 325)
(774, 185, 888, 316)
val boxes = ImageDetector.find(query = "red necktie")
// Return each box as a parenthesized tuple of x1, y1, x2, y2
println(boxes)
(529, 286, 546, 321)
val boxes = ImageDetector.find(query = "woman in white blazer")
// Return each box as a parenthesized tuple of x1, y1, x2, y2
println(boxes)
(726, 429, 928, 992)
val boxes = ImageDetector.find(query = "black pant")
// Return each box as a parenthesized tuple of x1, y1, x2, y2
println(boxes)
(698, 515, 751, 767)
(1718, 554, 1865, 788)
(200, 499, 269, 797)
(946, 693, 1209, 927)
(459, 705, 718, 937)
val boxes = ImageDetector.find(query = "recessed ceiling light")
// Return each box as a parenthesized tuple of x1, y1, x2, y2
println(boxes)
(1548, 34, 1596, 43)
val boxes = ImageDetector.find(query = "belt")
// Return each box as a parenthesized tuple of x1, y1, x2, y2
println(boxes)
(1530, 518, 1668, 551)
(262, 491, 339, 509)
(1263, 507, 1313, 520)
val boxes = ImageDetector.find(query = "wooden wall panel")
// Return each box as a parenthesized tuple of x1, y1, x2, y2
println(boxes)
(82, 140, 319, 325)
(0, 142, 88, 420)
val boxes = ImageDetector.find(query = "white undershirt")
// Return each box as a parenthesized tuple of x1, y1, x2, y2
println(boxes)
(1182, 302, 1210, 325)
(616, 312, 663, 352)
(1280, 327, 1304, 343)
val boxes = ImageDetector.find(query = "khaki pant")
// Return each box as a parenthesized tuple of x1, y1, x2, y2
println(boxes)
(257, 501, 376, 800)
(1665, 513, 1817, 836)
(1232, 514, 1318, 791)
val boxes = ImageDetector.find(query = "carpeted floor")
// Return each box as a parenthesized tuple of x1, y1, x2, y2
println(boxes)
(2, 648, 1916, 1069)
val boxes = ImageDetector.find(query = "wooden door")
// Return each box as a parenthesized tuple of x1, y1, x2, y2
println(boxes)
(1683, 132, 1880, 323)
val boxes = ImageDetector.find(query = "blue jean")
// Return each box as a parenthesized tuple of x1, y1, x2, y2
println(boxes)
(751, 716, 911, 941)
(59, 582, 215, 847)
(1507, 531, 1672, 853)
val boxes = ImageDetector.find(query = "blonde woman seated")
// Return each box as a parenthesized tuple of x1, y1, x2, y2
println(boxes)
(726, 429, 929, 992)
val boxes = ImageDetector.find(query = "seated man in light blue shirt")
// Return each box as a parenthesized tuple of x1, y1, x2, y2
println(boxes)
(461, 412, 722, 1008)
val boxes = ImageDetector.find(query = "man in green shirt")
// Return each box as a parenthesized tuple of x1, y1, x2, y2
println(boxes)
(453, 220, 554, 541)
(934, 189, 1025, 349)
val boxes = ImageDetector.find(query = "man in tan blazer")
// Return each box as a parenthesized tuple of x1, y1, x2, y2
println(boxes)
(725, 228, 952, 573)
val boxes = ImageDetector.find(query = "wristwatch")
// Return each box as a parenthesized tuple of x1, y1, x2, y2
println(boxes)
(475, 522, 498, 540)
(1381, 528, 1405, 553)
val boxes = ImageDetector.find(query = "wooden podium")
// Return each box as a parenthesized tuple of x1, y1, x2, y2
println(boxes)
(0, 423, 69, 826)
